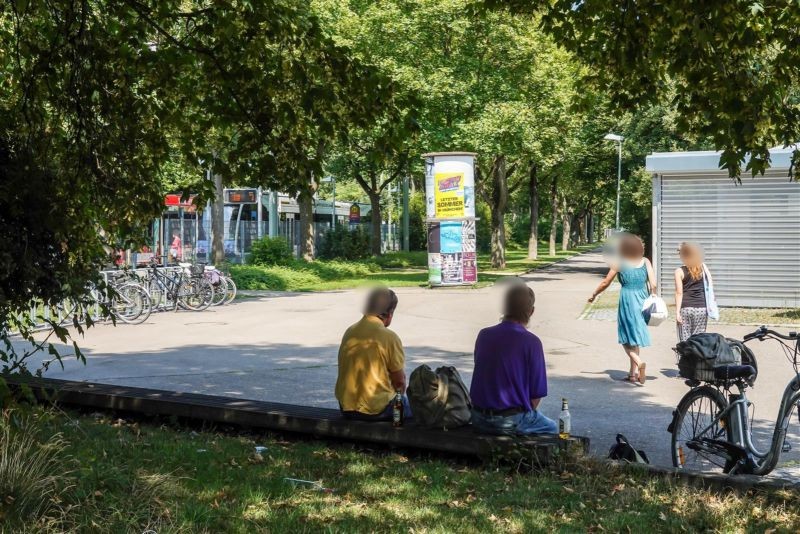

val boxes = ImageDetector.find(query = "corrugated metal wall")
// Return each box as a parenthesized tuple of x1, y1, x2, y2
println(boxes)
(655, 172, 800, 308)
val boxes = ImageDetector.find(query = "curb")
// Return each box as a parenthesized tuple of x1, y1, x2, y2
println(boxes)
(606, 459, 800, 493)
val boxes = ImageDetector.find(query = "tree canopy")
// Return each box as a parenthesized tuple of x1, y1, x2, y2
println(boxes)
(0, 0, 402, 373)
(487, 0, 800, 177)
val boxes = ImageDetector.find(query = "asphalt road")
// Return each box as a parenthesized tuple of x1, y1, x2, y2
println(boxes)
(21, 251, 800, 474)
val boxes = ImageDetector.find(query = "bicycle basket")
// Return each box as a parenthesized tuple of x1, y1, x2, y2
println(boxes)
(675, 333, 743, 383)
(189, 264, 205, 277)
(727, 337, 758, 382)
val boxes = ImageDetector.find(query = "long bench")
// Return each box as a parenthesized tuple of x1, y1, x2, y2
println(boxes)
(5, 376, 588, 464)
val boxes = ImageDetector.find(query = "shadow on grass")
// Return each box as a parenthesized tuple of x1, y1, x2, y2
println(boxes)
(776, 309, 800, 320)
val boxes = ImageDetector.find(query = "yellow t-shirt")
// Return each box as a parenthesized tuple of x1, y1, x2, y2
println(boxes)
(335, 315, 405, 415)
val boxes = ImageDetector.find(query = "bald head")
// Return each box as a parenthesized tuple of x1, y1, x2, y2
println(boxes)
(503, 282, 535, 325)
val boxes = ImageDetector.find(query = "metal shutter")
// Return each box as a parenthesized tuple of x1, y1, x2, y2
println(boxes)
(655, 172, 800, 308)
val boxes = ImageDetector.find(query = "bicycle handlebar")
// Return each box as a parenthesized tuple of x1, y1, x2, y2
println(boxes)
(744, 326, 798, 342)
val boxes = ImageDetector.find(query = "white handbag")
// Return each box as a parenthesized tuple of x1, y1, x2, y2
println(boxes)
(703, 264, 720, 320)
(642, 295, 669, 326)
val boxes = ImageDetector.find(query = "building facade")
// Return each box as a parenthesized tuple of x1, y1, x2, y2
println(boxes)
(647, 147, 800, 308)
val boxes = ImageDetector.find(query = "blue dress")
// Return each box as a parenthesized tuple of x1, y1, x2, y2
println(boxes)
(616, 263, 651, 347)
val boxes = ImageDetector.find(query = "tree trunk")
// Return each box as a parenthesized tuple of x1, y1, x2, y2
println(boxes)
(212, 172, 225, 265)
(549, 176, 558, 256)
(490, 155, 508, 269)
(298, 192, 315, 261)
(527, 162, 539, 260)
(587, 211, 594, 243)
(578, 212, 587, 245)
(561, 198, 571, 252)
(369, 192, 382, 256)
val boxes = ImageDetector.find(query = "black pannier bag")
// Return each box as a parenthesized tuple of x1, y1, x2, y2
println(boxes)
(675, 333, 748, 382)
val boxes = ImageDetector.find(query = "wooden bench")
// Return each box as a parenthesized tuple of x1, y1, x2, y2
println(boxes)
(5, 376, 588, 464)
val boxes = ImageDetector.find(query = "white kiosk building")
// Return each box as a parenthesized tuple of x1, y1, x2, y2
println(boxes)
(647, 146, 800, 308)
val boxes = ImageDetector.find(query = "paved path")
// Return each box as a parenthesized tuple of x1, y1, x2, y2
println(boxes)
(22, 251, 800, 474)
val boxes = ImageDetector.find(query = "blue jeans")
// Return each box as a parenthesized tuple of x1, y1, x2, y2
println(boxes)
(470, 408, 557, 436)
(341, 395, 412, 422)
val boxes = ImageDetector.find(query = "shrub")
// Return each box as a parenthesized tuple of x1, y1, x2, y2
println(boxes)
(249, 236, 292, 266)
(318, 226, 371, 261)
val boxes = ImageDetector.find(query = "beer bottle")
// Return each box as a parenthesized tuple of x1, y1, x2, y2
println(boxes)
(558, 398, 571, 439)
(392, 391, 404, 427)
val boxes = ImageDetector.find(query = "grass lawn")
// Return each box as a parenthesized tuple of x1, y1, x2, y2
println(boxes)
(7, 410, 800, 532)
(231, 243, 600, 292)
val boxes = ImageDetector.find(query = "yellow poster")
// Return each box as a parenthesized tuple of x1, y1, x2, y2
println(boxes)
(434, 172, 464, 218)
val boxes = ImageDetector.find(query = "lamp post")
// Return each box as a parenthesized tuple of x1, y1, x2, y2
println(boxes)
(322, 176, 336, 230)
(603, 133, 624, 230)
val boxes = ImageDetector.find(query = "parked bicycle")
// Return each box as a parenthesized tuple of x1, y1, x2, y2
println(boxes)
(669, 326, 800, 475)
(102, 271, 152, 325)
(204, 265, 237, 307)
(146, 258, 214, 311)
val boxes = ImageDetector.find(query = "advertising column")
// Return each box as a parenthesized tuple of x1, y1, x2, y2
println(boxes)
(423, 152, 478, 286)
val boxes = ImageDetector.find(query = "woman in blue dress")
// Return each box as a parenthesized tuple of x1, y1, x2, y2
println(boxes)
(588, 234, 657, 384)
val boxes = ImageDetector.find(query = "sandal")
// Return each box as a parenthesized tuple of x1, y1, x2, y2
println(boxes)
(638, 363, 647, 385)
(622, 374, 638, 383)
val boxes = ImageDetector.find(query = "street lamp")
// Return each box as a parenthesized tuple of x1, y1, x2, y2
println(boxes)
(322, 176, 336, 230)
(604, 133, 624, 230)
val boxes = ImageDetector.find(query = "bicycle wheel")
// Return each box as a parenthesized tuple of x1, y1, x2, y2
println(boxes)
(223, 276, 237, 305)
(671, 386, 731, 472)
(111, 283, 146, 324)
(210, 278, 227, 306)
(123, 284, 152, 324)
(179, 278, 214, 311)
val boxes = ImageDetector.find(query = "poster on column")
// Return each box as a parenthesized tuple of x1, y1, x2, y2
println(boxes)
(427, 222, 440, 253)
(462, 252, 477, 283)
(425, 157, 436, 218)
(440, 221, 462, 254)
(441, 253, 463, 284)
(434, 172, 465, 218)
(461, 220, 476, 252)
(428, 254, 442, 285)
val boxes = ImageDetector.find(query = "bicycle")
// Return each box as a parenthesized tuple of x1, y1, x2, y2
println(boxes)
(146, 259, 214, 312)
(97, 271, 152, 325)
(669, 326, 800, 475)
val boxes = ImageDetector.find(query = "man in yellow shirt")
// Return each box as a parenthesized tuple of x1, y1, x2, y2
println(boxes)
(335, 287, 411, 421)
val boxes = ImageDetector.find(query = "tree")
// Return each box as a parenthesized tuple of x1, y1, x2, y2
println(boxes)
(0, 0, 401, 376)
(317, 0, 581, 267)
(328, 118, 417, 255)
(488, 0, 800, 178)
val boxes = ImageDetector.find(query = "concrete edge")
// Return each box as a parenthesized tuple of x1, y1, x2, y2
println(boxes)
(604, 459, 800, 493)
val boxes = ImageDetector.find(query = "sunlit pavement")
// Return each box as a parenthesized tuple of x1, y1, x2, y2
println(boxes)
(22, 251, 800, 478)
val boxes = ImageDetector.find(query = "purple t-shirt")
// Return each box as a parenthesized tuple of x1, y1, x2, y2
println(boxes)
(469, 321, 548, 411)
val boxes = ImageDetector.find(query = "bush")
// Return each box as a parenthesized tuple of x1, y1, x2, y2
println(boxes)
(249, 236, 292, 266)
(318, 226, 371, 261)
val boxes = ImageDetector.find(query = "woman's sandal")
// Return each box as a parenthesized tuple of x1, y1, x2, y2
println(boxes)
(638, 363, 647, 385)
(622, 374, 638, 383)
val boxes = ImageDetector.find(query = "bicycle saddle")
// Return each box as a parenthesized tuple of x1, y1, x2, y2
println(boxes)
(713, 364, 756, 381)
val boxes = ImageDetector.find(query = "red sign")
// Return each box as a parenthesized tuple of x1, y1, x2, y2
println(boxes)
(349, 203, 361, 224)
(164, 194, 197, 210)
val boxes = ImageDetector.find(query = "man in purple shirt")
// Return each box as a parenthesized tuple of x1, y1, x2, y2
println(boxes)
(470, 283, 557, 435)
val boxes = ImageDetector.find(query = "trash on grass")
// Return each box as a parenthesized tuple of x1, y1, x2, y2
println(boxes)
(284, 478, 334, 493)
(255, 445, 268, 454)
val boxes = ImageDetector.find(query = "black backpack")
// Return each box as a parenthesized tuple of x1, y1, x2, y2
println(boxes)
(608, 434, 650, 464)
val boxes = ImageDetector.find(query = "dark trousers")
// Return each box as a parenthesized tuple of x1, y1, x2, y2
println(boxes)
(341, 395, 412, 421)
